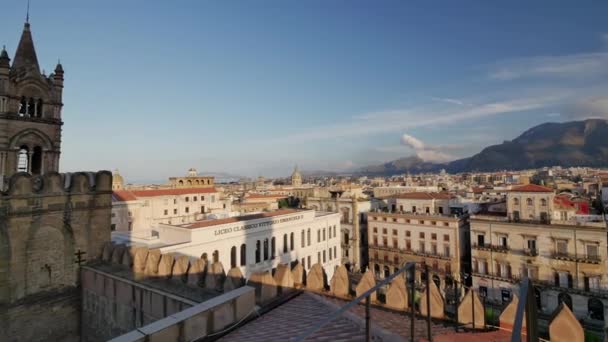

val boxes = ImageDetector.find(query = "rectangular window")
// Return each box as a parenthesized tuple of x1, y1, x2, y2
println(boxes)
(185, 207, 189, 213)
(382, 228, 387, 235)
(318, 252, 321, 264)
(412, 206, 416, 213)
(587, 244, 599, 259)
(419, 241, 425, 253)
(334, 246, 336, 259)
(373, 227, 377, 233)
(302, 258, 305, 269)
(173, 209, 177, 215)
(174, 199, 177, 204)
(323, 228, 326, 241)
(393, 239, 398, 249)
(431, 233, 437, 240)
(406, 240, 411, 250)
(373, 236, 378, 246)
(556, 240, 567, 255)
(185, 197, 189, 202)
(317, 230, 320, 243)
(499, 236, 508, 248)
(193, 196, 197, 201)
(431, 244, 437, 255)
(477, 234, 485, 246)
(406, 230, 411, 237)
(419, 232, 425, 239)
(382, 237, 387, 246)
(329, 248, 332, 260)
(443, 234, 449, 242)
(307, 256, 311, 269)
(444, 245, 450, 257)
(164, 209, 168, 215)
(392, 229, 398, 236)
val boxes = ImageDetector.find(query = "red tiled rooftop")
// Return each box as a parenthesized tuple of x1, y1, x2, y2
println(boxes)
(112, 187, 218, 201)
(510, 184, 554, 193)
(388, 192, 453, 200)
(180, 209, 301, 229)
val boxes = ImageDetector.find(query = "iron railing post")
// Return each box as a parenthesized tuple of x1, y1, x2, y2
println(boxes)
(406, 262, 416, 342)
(471, 288, 475, 330)
(524, 281, 538, 342)
(454, 280, 459, 332)
(365, 295, 371, 342)
(425, 265, 432, 341)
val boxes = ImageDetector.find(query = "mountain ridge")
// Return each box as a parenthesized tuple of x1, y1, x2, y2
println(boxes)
(357, 119, 608, 176)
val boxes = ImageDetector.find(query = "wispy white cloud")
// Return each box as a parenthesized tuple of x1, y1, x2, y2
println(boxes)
(400, 133, 455, 162)
(489, 52, 608, 80)
(430, 96, 465, 106)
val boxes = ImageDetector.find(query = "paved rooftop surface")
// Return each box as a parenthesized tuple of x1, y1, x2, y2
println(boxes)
(220, 291, 519, 342)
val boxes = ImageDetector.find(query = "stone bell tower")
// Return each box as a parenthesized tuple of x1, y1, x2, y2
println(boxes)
(0, 20, 64, 188)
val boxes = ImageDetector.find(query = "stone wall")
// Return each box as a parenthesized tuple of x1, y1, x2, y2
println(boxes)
(81, 266, 196, 342)
(0, 171, 112, 342)
(108, 286, 255, 342)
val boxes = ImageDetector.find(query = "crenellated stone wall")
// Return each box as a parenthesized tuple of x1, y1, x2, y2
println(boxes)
(0, 171, 112, 342)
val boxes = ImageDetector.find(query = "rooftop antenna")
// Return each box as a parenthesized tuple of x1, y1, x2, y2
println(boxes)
(26, 0, 30, 23)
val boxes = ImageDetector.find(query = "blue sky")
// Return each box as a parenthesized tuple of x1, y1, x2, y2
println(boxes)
(2, 1, 608, 181)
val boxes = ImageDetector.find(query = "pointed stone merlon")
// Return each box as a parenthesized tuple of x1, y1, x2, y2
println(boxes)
(499, 294, 526, 334)
(330, 265, 350, 298)
(205, 262, 225, 291)
(458, 289, 485, 328)
(385, 275, 408, 310)
(420, 280, 444, 319)
(549, 304, 584, 342)
(247, 271, 277, 305)
(355, 270, 377, 303)
(291, 263, 306, 288)
(306, 263, 326, 291)
(224, 267, 245, 292)
(274, 263, 294, 294)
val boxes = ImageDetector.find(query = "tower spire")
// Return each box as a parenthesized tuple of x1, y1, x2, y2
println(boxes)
(26, 0, 30, 23)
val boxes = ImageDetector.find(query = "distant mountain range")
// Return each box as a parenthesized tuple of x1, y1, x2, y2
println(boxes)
(357, 119, 608, 176)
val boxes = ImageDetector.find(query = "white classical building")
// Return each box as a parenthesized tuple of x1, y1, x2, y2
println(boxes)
(111, 187, 229, 231)
(114, 209, 342, 280)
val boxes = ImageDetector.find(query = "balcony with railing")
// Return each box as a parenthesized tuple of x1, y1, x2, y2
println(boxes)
(522, 248, 538, 257)
(368, 244, 451, 260)
(470, 271, 519, 284)
(549, 252, 601, 264)
(471, 243, 510, 253)
(535, 280, 608, 298)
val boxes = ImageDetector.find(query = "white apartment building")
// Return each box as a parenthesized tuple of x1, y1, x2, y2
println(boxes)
(115, 209, 341, 280)
(112, 187, 228, 231)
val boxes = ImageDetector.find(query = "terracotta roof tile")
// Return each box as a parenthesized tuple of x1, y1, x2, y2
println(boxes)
(510, 184, 554, 193)
(112, 187, 218, 201)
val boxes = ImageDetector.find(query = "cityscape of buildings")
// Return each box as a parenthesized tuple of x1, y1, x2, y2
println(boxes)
(1, 5, 608, 342)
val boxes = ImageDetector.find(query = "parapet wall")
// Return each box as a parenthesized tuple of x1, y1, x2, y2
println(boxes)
(81, 266, 196, 342)
(0, 171, 113, 342)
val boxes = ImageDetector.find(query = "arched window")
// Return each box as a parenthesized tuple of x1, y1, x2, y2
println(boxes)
(558, 292, 573, 310)
(307, 229, 311, 246)
(37, 99, 43, 117)
(19, 96, 26, 116)
(540, 198, 547, 206)
(255, 240, 261, 263)
(373, 264, 380, 275)
(588, 298, 604, 321)
(179, 180, 184, 186)
(263, 239, 269, 260)
(526, 198, 533, 206)
(513, 198, 519, 206)
(31, 146, 42, 175)
(17, 145, 29, 172)
(271, 237, 276, 258)
(283, 234, 288, 253)
(27, 97, 35, 116)
(187, 180, 193, 186)
(240, 244, 247, 266)
(212, 250, 219, 263)
(383, 266, 390, 278)
(230, 246, 237, 268)
(290, 232, 294, 251)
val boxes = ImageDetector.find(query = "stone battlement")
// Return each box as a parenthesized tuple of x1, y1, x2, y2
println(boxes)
(1, 170, 112, 197)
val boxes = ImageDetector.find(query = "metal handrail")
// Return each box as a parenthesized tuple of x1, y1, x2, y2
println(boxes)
(292, 262, 417, 342)
(511, 277, 538, 342)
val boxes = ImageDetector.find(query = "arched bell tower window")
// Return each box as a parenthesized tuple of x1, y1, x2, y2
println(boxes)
(31, 146, 43, 175)
(19, 97, 27, 116)
(17, 145, 29, 172)
(37, 99, 43, 118)
(27, 98, 35, 117)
